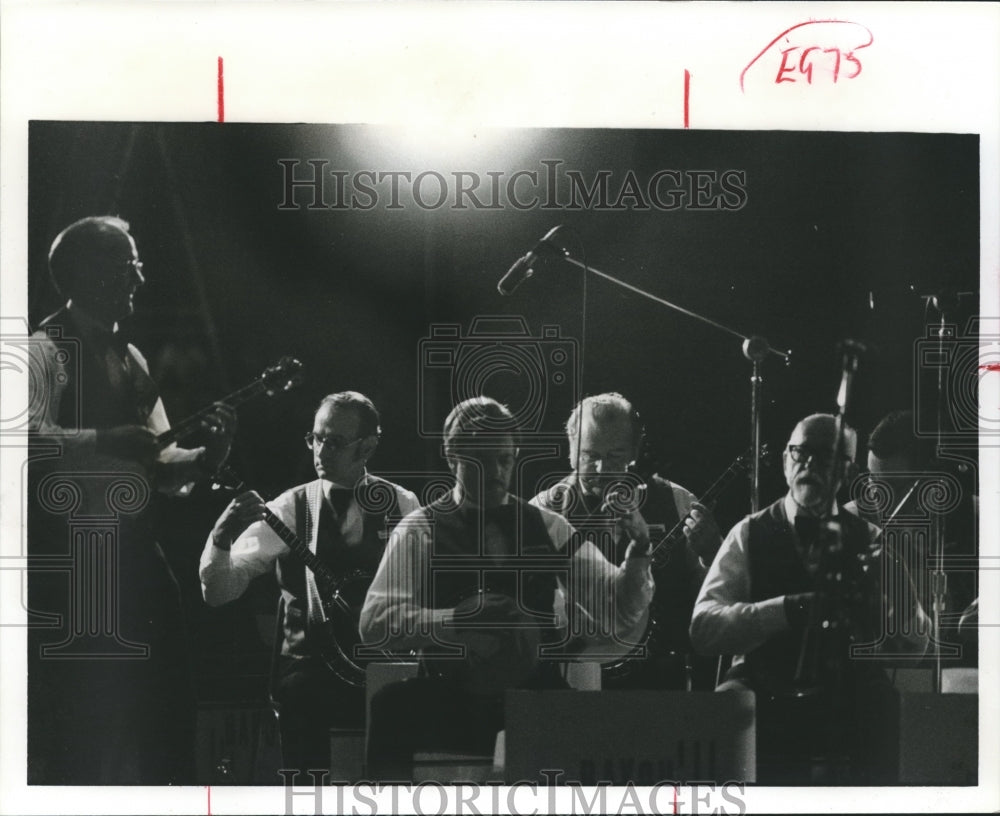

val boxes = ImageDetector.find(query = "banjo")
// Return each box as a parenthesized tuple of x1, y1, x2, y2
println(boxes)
(155, 356, 304, 450)
(212, 464, 393, 688)
(602, 445, 763, 681)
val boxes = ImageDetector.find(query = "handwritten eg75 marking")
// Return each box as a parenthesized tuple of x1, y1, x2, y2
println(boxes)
(740, 20, 874, 92)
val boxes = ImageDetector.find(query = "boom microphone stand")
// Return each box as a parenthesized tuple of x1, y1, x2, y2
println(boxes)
(556, 252, 791, 514)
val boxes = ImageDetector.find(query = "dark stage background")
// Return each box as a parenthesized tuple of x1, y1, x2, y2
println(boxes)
(27, 123, 980, 714)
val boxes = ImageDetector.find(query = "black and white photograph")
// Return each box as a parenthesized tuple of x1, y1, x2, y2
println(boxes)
(1, 3, 997, 815)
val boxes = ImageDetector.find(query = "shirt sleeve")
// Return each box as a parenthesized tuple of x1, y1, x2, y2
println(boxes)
(129, 343, 204, 496)
(670, 482, 696, 518)
(527, 490, 555, 513)
(542, 509, 655, 658)
(358, 511, 453, 653)
(199, 489, 297, 606)
(360, 504, 655, 658)
(688, 518, 788, 656)
(395, 487, 422, 518)
(29, 333, 204, 495)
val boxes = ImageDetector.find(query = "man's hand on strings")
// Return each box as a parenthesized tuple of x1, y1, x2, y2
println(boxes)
(210, 489, 267, 550)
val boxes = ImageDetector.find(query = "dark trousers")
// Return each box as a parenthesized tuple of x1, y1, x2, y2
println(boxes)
(27, 542, 196, 785)
(273, 656, 365, 775)
(366, 677, 505, 782)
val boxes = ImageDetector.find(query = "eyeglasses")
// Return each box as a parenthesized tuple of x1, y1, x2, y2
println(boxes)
(304, 432, 364, 451)
(786, 444, 849, 466)
(576, 451, 632, 468)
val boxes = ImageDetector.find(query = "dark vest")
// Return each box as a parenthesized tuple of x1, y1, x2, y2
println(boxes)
(28, 309, 161, 553)
(418, 496, 568, 689)
(37, 307, 159, 431)
(276, 479, 401, 656)
(743, 498, 879, 693)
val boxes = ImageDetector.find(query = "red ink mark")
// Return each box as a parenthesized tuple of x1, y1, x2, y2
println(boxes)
(673, 785, 678, 814)
(683, 70, 690, 129)
(207, 785, 211, 815)
(980, 364, 1000, 372)
(776, 48, 798, 83)
(740, 20, 873, 92)
(217, 57, 224, 123)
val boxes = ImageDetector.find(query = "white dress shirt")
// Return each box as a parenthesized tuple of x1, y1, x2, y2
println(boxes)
(690, 493, 928, 664)
(199, 474, 420, 608)
(359, 487, 655, 660)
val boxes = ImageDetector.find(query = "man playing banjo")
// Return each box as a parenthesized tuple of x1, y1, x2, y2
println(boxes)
(200, 390, 419, 773)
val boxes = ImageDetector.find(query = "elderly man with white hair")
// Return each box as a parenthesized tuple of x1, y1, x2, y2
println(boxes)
(691, 413, 928, 785)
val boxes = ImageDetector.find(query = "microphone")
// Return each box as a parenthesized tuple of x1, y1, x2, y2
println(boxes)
(497, 225, 563, 296)
(835, 339, 868, 411)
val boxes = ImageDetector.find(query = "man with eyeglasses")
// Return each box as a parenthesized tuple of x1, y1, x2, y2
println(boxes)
(200, 391, 419, 774)
(359, 396, 654, 781)
(690, 413, 927, 784)
(26, 216, 237, 784)
(530, 392, 723, 690)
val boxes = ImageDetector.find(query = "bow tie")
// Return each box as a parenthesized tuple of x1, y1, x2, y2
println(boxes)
(327, 487, 354, 518)
(580, 491, 607, 517)
(794, 515, 822, 547)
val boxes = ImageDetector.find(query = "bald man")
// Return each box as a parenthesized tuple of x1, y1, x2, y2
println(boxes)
(27, 216, 236, 784)
(691, 414, 927, 784)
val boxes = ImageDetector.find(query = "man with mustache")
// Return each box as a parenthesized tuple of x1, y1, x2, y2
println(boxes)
(200, 391, 419, 774)
(690, 413, 927, 784)
(360, 396, 655, 781)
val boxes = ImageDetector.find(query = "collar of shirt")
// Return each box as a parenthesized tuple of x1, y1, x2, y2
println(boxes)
(783, 492, 839, 526)
(322, 470, 370, 497)
(66, 302, 134, 368)
(450, 484, 511, 510)
(67, 301, 120, 340)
